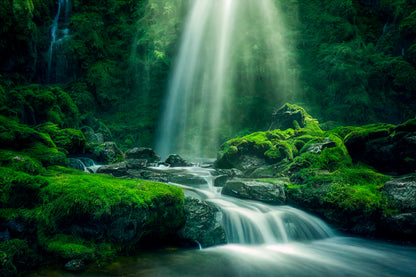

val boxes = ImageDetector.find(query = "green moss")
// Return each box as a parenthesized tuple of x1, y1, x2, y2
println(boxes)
(0, 239, 38, 276)
(0, 167, 48, 209)
(0, 150, 43, 175)
(4, 85, 80, 128)
(0, 115, 53, 149)
(45, 234, 96, 261)
(24, 142, 67, 167)
(36, 123, 86, 154)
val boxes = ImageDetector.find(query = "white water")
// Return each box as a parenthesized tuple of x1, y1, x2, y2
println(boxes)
(68, 157, 100, 173)
(155, 0, 298, 159)
(47, 0, 71, 83)
(29, 167, 416, 276)
(161, 166, 333, 245)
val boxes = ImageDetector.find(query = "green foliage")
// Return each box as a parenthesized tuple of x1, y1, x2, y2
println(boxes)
(0, 167, 48, 209)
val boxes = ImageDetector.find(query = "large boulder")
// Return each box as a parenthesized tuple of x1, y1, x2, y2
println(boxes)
(91, 141, 123, 164)
(222, 178, 287, 205)
(381, 175, 416, 237)
(269, 103, 321, 132)
(125, 147, 160, 164)
(165, 154, 192, 167)
(178, 198, 226, 247)
(344, 120, 416, 175)
(382, 175, 416, 211)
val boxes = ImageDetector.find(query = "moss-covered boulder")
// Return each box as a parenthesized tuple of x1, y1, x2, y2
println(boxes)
(344, 120, 416, 175)
(286, 167, 392, 235)
(0, 165, 186, 274)
(39, 168, 185, 247)
(269, 103, 322, 133)
(0, 167, 48, 209)
(36, 123, 86, 154)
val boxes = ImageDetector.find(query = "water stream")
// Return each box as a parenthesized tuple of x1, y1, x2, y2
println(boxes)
(30, 166, 416, 276)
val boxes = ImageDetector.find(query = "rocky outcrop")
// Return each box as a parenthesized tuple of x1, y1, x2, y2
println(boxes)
(222, 179, 287, 205)
(269, 103, 321, 132)
(125, 147, 160, 164)
(381, 175, 416, 236)
(165, 154, 192, 167)
(344, 119, 416, 175)
(91, 141, 123, 164)
(178, 198, 226, 247)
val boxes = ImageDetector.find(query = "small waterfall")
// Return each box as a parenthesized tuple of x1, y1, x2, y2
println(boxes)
(212, 199, 333, 244)
(68, 157, 100, 173)
(157, 166, 333, 245)
(47, 0, 71, 84)
(155, 0, 299, 159)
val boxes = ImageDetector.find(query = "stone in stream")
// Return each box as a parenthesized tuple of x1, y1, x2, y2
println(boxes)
(165, 154, 192, 167)
(222, 178, 287, 205)
(125, 147, 160, 163)
(178, 198, 226, 247)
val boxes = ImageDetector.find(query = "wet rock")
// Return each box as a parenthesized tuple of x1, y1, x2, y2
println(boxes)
(125, 159, 147, 169)
(96, 162, 128, 177)
(178, 198, 226, 247)
(222, 179, 287, 204)
(213, 175, 228, 187)
(382, 175, 416, 211)
(64, 259, 85, 272)
(125, 147, 160, 163)
(382, 212, 416, 236)
(165, 154, 191, 167)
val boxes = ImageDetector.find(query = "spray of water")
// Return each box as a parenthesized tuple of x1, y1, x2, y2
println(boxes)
(155, 0, 299, 158)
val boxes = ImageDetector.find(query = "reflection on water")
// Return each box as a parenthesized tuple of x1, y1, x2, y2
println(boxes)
(29, 237, 416, 277)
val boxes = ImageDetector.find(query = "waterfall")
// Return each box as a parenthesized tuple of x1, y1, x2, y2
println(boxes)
(47, 0, 71, 84)
(155, 166, 333, 245)
(155, 0, 299, 159)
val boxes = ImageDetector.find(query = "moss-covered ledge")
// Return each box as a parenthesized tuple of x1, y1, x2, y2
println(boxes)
(0, 166, 185, 276)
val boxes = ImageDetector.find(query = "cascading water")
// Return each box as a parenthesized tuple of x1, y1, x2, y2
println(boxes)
(29, 166, 416, 276)
(47, 0, 71, 84)
(155, 0, 299, 159)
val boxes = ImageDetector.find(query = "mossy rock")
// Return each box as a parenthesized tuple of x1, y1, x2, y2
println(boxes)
(269, 103, 322, 133)
(5, 85, 80, 128)
(0, 115, 54, 149)
(36, 123, 86, 154)
(0, 150, 44, 175)
(44, 235, 96, 261)
(0, 239, 38, 276)
(286, 166, 393, 235)
(0, 167, 48, 209)
(344, 122, 416, 175)
(23, 142, 67, 167)
(39, 168, 185, 246)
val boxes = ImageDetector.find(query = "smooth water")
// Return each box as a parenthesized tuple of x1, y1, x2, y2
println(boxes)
(28, 167, 416, 276)
(155, 0, 299, 158)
